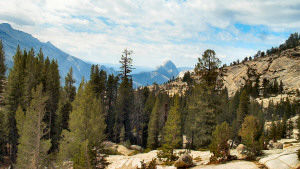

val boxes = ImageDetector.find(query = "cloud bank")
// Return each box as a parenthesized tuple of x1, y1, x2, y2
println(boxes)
(0, 0, 299, 67)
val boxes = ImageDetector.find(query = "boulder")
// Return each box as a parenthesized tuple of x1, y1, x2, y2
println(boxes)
(116, 145, 135, 156)
(236, 144, 246, 154)
(130, 145, 144, 152)
(174, 154, 193, 168)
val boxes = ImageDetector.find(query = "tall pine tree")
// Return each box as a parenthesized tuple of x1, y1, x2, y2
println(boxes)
(58, 78, 106, 168)
(162, 94, 182, 149)
(16, 84, 51, 169)
(0, 40, 7, 163)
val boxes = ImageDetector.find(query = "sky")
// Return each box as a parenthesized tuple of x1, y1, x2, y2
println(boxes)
(0, 0, 299, 68)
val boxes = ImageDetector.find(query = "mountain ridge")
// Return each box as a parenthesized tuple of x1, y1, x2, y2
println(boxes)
(0, 23, 192, 87)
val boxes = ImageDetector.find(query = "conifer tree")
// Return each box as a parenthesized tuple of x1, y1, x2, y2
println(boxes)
(286, 120, 294, 139)
(239, 115, 262, 159)
(237, 90, 250, 125)
(269, 120, 277, 142)
(147, 96, 161, 149)
(105, 74, 119, 141)
(194, 49, 221, 86)
(209, 122, 230, 159)
(162, 94, 182, 149)
(115, 49, 135, 143)
(185, 84, 217, 148)
(284, 98, 292, 118)
(0, 40, 6, 163)
(58, 79, 106, 168)
(16, 84, 51, 169)
(5, 45, 26, 163)
(281, 113, 288, 138)
(119, 49, 134, 79)
(0, 40, 6, 106)
(142, 92, 155, 148)
(54, 67, 76, 151)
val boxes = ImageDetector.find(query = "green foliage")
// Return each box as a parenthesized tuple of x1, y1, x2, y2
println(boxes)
(286, 120, 294, 138)
(237, 90, 250, 125)
(5, 45, 27, 163)
(58, 80, 106, 168)
(0, 40, 6, 106)
(54, 67, 76, 151)
(194, 49, 221, 86)
(141, 92, 155, 148)
(239, 115, 262, 159)
(182, 71, 193, 85)
(209, 122, 230, 160)
(269, 120, 278, 142)
(105, 74, 119, 141)
(115, 77, 134, 143)
(147, 96, 161, 149)
(89, 65, 107, 99)
(157, 147, 179, 165)
(16, 84, 51, 169)
(0, 40, 6, 163)
(162, 94, 182, 149)
(119, 49, 134, 79)
(185, 84, 217, 149)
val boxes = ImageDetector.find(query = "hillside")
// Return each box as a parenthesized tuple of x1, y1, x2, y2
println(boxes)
(151, 46, 300, 101)
(220, 47, 300, 98)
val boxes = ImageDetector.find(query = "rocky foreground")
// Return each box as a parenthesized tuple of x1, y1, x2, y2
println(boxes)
(105, 139, 300, 169)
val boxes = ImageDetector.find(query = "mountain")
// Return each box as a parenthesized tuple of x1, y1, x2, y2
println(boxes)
(132, 60, 179, 86)
(0, 23, 117, 87)
(0, 23, 182, 88)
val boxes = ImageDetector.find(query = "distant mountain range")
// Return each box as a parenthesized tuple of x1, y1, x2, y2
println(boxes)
(0, 23, 192, 88)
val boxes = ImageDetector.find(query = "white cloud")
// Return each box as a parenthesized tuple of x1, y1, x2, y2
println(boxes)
(0, 0, 299, 68)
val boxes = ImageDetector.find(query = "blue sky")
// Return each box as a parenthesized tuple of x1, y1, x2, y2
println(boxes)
(0, 0, 299, 68)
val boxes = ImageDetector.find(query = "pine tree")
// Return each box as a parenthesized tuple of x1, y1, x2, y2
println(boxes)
(0, 40, 6, 106)
(119, 49, 134, 79)
(0, 40, 7, 163)
(284, 98, 292, 118)
(239, 115, 262, 159)
(141, 92, 155, 148)
(45, 59, 60, 152)
(54, 67, 76, 151)
(286, 120, 294, 139)
(273, 79, 279, 94)
(105, 74, 119, 141)
(209, 122, 230, 159)
(237, 90, 250, 125)
(269, 120, 277, 142)
(58, 79, 106, 168)
(194, 49, 221, 86)
(281, 113, 288, 138)
(115, 49, 135, 143)
(162, 94, 182, 149)
(147, 96, 161, 149)
(16, 84, 51, 169)
(185, 84, 217, 148)
(5, 45, 27, 163)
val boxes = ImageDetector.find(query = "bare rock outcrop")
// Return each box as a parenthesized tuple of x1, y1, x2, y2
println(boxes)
(221, 52, 300, 98)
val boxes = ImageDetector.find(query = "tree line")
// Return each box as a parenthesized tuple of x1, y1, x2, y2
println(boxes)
(0, 39, 299, 168)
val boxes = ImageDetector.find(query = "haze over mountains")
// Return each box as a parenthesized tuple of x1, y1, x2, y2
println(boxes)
(0, 23, 192, 87)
